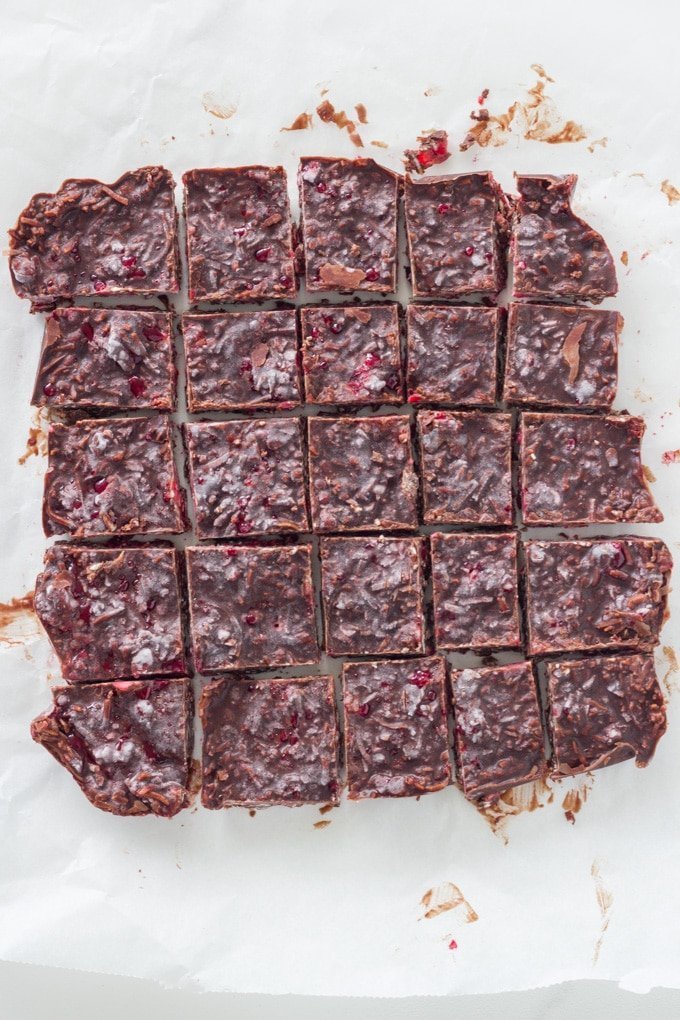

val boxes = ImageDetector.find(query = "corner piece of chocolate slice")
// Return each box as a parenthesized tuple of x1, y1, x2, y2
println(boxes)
(9, 167, 180, 310)
(512, 174, 617, 304)
(31, 678, 193, 817)
(545, 653, 667, 776)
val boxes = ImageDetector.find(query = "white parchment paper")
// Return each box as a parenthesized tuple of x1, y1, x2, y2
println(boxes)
(1, 0, 680, 997)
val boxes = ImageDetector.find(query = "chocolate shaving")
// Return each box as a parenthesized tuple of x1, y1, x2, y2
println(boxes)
(250, 342, 269, 368)
(318, 263, 366, 290)
(561, 321, 587, 383)
(281, 112, 313, 132)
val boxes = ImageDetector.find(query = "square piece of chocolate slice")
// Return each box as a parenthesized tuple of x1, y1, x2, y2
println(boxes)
(520, 413, 662, 525)
(34, 544, 187, 682)
(308, 415, 418, 532)
(43, 415, 186, 539)
(503, 303, 620, 410)
(320, 536, 426, 656)
(183, 418, 308, 539)
(546, 653, 667, 777)
(9, 167, 180, 310)
(183, 166, 296, 303)
(200, 675, 339, 808)
(342, 657, 451, 798)
(182, 310, 301, 412)
(298, 157, 399, 294)
(406, 305, 500, 406)
(417, 410, 513, 525)
(404, 172, 509, 300)
(431, 532, 520, 651)
(524, 537, 672, 656)
(300, 303, 403, 405)
(186, 544, 319, 672)
(512, 174, 617, 304)
(32, 307, 175, 412)
(450, 662, 546, 802)
(31, 678, 193, 817)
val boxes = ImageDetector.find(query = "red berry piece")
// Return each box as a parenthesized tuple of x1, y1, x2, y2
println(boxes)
(93, 476, 108, 494)
(81, 322, 95, 342)
(254, 247, 271, 263)
(128, 376, 147, 398)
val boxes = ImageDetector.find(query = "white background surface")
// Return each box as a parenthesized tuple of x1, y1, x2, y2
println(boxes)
(2, 0, 680, 1014)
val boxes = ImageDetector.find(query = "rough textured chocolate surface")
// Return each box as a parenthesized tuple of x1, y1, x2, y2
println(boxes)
(342, 657, 451, 798)
(450, 662, 546, 802)
(301, 303, 403, 405)
(417, 410, 512, 525)
(404, 172, 509, 299)
(183, 166, 296, 303)
(183, 310, 301, 412)
(503, 303, 620, 409)
(308, 416, 418, 532)
(34, 544, 187, 682)
(512, 175, 617, 304)
(298, 157, 399, 294)
(200, 675, 339, 808)
(406, 304, 500, 406)
(9, 167, 179, 310)
(431, 532, 520, 651)
(546, 654, 667, 777)
(524, 537, 672, 656)
(32, 307, 175, 411)
(320, 536, 426, 656)
(184, 418, 308, 539)
(43, 415, 186, 539)
(186, 545, 318, 673)
(31, 679, 193, 817)
(520, 413, 662, 525)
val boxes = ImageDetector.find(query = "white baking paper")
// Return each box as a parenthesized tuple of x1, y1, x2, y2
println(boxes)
(1, 0, 680, 998)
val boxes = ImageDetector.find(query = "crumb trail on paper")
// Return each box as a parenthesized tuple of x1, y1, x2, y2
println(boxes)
(202, 93, 237, 120)
(588, 137, 608, 153)
(460, 65, 586, 151)
(371, 140, 389, 149)
(313, 819, 332, 830)
(248, 809, 256, 818)
(561, 775, 594, 824)
(621, 251, 629, 266)
(662, 449, 680, 464)
(282, 112, 313, 132)
(661, 180, 680, 205)
(18, 409, 49, 465)
(448, 937, 458, 950)
(318, 802, 336, 815)
(530, 63, 555, 82)
(476, 776, 554, 840)
(642, 465, 656, 483)
(316, 99, 363, 147)
(661, 646, 679, 696)
(355, 103, 368, 124)
(0, 591, 37, 648)
(634, 387, 653, 404)
(403, 130, 450, 174)
(591, 860, 613, 965)
(424, 85, 442, 97)
(421, 882, 478, 923)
